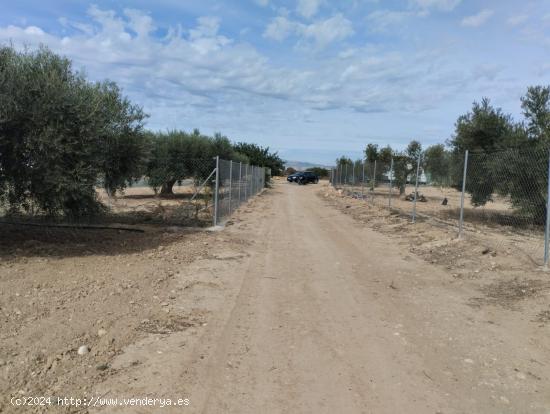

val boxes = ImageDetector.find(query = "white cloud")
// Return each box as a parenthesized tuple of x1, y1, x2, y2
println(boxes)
(471, 63, 503, 81)
(507, 14, 528, 27)
(367, 10, 415, 32)
(0, 4, 528, 145)
(254, 0, 269, 6)
(264, 16, 296, 41)
(409, 0, 461, 12)
(124, 9, 156, 38)
(264, 13, 353, 48)
(296, 0, 323, 19)
(301, 14, 354, 47)
(461, 9, 494, 27)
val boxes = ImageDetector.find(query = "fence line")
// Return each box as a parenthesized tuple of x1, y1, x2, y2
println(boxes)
(0, 157, 265, 230)
(330, 147, 550, 267)
(214, 157, 265, 225)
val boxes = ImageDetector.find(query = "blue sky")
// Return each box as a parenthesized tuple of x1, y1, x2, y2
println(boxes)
(1, 0, 549, 164)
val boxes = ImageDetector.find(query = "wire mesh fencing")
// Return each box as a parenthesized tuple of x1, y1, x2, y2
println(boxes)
(331, 147, 550, 266)
(214, 158, 265, 225)
(0, 156, 265, 241)
(0, 158, 217, 228)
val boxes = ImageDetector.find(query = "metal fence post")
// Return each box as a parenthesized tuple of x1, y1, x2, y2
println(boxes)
(412, 153, 421, 223)
(248, 165, 252, 198)
(250, 165, 256, 197)
(389, 156, 394, 209)
(244, 164, 248, 200)
(253, 166, 257, 195)
(361, 160, 365, 199)
(344, 163, 348, 190)
(228, 160, 233, 215)
(373, 160, 377, 190)
(213, 156, 220, 226)
(458, 150, 469, 238)
(544, 149, 550, 268)
(238, 162, 242, 203)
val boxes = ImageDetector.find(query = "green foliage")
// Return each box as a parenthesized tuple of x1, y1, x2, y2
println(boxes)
(424, 144, 451, 186)
(233, 142, 284, 179)
(379, 141, 422, 195)
(447, 89, 549, 220)
(522, 86, 550, 143)
(364, 143, 379, 163)
(335, 156, 353, 167)
(378, 146, 393, 164)
(146, 130, 241, 195)
(406, 140, 422, 160)
(450, 98, 516, 154)
(306, 167, 329, 178)
(448, 98, 517, 205)
(0, 45, 147, 217)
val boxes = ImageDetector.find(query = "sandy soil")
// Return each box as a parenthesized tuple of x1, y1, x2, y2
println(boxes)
(1, 178, 549, 413)
(340, 183, 546, 265)
(341, 182, 532, 221)
(95, 185, 213, 225)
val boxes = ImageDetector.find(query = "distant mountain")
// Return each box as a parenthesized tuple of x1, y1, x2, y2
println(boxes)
(284, 160, 332, 171)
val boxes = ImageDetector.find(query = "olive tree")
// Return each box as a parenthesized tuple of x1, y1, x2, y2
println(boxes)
(0, 46, 147, 217)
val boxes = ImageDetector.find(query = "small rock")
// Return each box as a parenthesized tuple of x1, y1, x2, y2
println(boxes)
(97, 329, 107, 337)
(96, 363, 109, 371)
(160, 302, 169, 307)
(77, 346, 90, 356)
(463, 358, 474, 364)
(516, 372, 526, 380)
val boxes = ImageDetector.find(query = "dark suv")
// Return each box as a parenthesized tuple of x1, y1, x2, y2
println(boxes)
(287, 172, 301, 183)
(287, 171, 319, 185)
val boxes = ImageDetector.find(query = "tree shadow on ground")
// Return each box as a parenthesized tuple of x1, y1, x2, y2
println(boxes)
(0, 220, 209, 259)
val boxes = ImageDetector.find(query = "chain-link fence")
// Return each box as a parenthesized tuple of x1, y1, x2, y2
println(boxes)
(214, 158, 265, 225)
(0, 157, 265, 235)
(331, 147, 550, 266)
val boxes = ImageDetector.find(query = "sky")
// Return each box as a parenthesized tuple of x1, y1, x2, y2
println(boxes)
(1, 0, 549, 164)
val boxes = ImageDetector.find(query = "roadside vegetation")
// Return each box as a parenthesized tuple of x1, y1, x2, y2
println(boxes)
(0, 45, 283, 218)
(337, 86, 550, 219)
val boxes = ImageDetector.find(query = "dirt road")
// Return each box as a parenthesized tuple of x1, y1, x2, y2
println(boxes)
(3, 180, 548, 413)
(91, 180, 548, 414)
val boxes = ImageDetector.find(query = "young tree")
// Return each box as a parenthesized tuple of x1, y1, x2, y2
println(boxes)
(449, 98, 516, 205)
(364, 143, 379, 163)
(424, 144, 451, 186)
